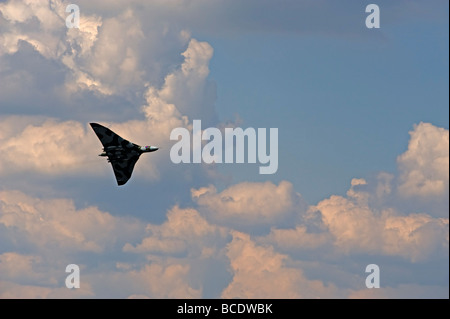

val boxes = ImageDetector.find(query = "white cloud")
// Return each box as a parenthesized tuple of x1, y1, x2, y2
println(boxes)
(397, 122, 449, 199)
(0, 190, 204, 298)
(0, 0, 132, 96)
(0, 0, 198, 104)
(262, 124, 449, 263)
(0, 191, 204, 298)
(74, 9, 144, 95)
(0, 251, 94, 298)
(315, 179, 449, 262)
(109, 261, 202, 298)
(142, 38, 217, 124)
(192, 181, 307, 227)
(0, 0, 66, 58)
(0, 37, 218, 181)
(261, 224, 332, 252)
(0, 170, 447, 298)
(1, 0, 222, 182)
(0, 280, 94, 299)
(0, 190, 144, 253)
(0, 0, 448, 299)
(0, 253, 46, 282)
(349, 284, 449, 299)
(123, 205, 228, 256)
(221, 231, 340, 298)
(0, 119, 102, 175)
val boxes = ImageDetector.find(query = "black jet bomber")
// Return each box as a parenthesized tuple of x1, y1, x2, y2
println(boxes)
(90, 123, 158, 185)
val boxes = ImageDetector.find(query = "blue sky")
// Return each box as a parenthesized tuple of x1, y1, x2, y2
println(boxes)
(205, 6, 449, 202)
(0, 0, 448, 298)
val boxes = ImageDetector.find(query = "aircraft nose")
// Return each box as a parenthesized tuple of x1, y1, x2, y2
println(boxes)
(150, 146, 159, 152)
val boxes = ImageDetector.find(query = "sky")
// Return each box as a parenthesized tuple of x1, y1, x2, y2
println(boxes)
(0, 0, 448, 298)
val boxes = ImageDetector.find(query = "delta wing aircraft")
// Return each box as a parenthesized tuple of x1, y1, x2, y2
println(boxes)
(90, 123, 158, 185)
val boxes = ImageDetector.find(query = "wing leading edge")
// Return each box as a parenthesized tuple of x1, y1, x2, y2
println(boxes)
(90, 122, 133, 149)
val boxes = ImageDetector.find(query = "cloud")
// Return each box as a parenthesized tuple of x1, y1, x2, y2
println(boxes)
(0, 0, 222, 183)
(0, 190, 202, 298)
(0, 170, 447, 298)
(0, 119, 101, 175)
(69, 9, 144, 96)
(0, 37, 218, 182)
(0, 0, 143, 96)
(0, 252, 94, 298)
(0, 0, 67, 57)
(0, 0, 197, 120)
(221, 231, 340, 298)
(349, 284, 449, 299)
(142, 38, 217, 125)
(125, 262, 201, 298)
(262, 178, 448, 262)
(87, 260, 202, 298)
(397, 122, 449, 199)
(261, 224, 332, 252)
(261, 123, 449, 263)
(315, 181, 449, 262)
(0, 0, 109, 96)
(0, 280, 94, 299)
(0, 0, 448, 299)
(123, 205, 228, 256)
(192, 181, 307, 228)
(0, 252, 45, 283)
(0, 190, 144, 253)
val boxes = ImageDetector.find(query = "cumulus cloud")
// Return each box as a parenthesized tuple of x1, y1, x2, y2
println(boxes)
(0, 0, 108, 95)
(0, 253, 200, 298)
(315, 181, 449, 262)
(0, 251, 94, 298)
(221, 231, 340, 298)
(68, 9, 145, 96)
(149, 38, 216, 124)
(123, 205, 228, 256)
(0, 0, 157, 97)
(0, 37, 218, 181)
(0, 0, 447, 299)
(0, 190, 202, 298)
(87, 260, 202, 298)
(397, 122, 449, 199)
(0, 190, 144, 253)
(0, 0, 222, 183)
(261, 124, 449, 263)
(0, 119, 101, 175)
(0, 0, 67, 57)
(192, 181, 307, 228)
(0, 252, 46, 283)
(349, 284, 449, 299)
(261, 224, 332, 253)
(0, 173, 448, 298)
(0, 0, 200, 120)
(0, 280, 94, 299)
(139, 37, 217, 127)
(260, 175, 448, 263)
(141, 37, 217, 126)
